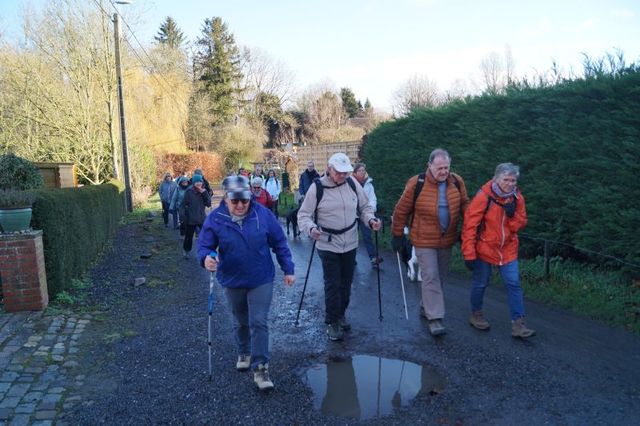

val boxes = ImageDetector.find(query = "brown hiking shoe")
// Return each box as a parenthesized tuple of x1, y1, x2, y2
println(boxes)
(469, 311, 490, 330)
(511, 318, 535, 338)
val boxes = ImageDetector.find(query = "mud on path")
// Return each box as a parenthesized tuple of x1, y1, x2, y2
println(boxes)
(62, 214, 640, 425)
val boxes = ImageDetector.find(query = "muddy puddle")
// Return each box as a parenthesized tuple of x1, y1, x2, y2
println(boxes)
(304, 354, 446, 420)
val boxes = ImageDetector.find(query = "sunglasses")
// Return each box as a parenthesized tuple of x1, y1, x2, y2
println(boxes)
(230, 199, 250, 205)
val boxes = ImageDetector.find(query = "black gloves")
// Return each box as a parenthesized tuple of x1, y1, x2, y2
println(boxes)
(503, 201, 516, 218)
(465, 260, 475, 271)
(391, 236, 404, 253)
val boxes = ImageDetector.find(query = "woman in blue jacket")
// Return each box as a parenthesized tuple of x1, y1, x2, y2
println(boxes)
(197, 175, 295, 392)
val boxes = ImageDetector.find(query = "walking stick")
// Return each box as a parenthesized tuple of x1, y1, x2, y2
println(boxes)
(396, 252, 409, 320)
(207, 251, 217, 381)
(375, 230, 382, 321)
(295, 240, 316, 326)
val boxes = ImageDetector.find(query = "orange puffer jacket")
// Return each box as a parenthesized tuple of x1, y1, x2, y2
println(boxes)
(392, 172, 469, 248)
(461, 181, 527, 266)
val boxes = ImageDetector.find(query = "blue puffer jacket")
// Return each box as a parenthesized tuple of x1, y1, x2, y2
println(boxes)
(197, 200, 294, 288)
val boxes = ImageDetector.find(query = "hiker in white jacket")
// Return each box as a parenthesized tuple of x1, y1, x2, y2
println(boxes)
(264, 169, 281, 216)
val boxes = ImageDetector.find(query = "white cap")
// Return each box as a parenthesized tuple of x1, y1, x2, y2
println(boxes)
(328, 153, 353, 173)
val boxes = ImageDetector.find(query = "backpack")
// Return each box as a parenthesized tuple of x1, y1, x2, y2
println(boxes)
(409, 172, 461, 226)
(313, 176, 359, 238)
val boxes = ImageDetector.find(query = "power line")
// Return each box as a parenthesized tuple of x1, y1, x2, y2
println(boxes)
(91, 0, 188, 115)
(106, 0, 189, 115)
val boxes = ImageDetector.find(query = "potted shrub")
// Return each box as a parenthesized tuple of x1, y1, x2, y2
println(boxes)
(0, 190, 37, 232)
(0, 153, 44, 233)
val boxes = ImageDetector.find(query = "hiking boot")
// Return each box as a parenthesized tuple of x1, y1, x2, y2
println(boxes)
(338, 317, 351, 332)
(428, 319, 446, 336)
(253, 363, 274, 391)
(236, 354, 251, 371)
(512, 318, 536, 338)
(326, 323, 344, 341)
(469, 311, 490, 330)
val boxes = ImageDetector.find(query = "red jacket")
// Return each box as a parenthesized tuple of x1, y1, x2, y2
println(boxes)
(461, 181, 527, 266)
(253, 189, 273, 209)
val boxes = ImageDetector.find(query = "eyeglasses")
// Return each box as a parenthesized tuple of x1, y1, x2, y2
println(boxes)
(252, 186, 261, 190)
(230, 199, 250, 205)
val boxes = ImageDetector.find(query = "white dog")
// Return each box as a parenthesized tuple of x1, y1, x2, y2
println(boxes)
(404, 226, 421, 282)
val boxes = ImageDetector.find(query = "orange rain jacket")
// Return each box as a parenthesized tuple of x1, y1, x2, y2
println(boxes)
(392, 171, 469, 248)
(461, 180, 527, 266)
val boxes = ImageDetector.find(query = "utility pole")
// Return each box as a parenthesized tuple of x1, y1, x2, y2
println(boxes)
(113, 12, 133, 212)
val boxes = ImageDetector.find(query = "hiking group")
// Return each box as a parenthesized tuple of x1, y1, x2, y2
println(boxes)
(165, 149, 534, 392)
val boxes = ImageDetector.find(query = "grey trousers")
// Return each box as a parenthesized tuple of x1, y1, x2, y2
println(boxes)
(415, 247, 451, 320)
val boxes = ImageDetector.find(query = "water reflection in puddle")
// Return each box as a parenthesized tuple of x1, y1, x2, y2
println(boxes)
(305, 355, 446, 420)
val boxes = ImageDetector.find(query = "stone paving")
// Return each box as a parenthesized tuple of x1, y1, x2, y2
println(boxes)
(0, 310, 91, 425)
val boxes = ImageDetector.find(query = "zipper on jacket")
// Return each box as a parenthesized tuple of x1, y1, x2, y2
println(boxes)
(498, 210, 506, 265)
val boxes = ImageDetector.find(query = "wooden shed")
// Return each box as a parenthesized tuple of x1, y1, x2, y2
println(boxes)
(34, 163, 77, 188)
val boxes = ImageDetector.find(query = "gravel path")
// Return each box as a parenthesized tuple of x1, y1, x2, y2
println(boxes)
(59, 213, 640, 425)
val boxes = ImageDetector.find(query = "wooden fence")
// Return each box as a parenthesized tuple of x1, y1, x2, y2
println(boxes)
(293, 140, 362, 173)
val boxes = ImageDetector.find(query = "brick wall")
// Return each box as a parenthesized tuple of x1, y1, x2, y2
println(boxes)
(0, 231, 49, 312)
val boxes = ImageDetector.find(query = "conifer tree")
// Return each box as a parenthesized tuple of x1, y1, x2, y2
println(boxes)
(154, 17, 185, 49)
(340, 87, 360, 118)
(193, 17, 243, 128)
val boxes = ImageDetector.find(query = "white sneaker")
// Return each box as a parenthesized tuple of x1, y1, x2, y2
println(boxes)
(236, 355, 250, 371)
(253, 363, 274, 391)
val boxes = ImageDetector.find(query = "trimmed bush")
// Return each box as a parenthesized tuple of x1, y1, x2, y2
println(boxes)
(156, 152, 223, 187)
(31, 181, 125, 297)
(365, 69, 640, 269)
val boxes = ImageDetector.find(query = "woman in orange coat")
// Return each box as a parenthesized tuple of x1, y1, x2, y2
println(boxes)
(461, 163, 534, 338)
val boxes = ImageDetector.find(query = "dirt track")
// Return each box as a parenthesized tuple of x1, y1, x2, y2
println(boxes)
(62, 214, 640, 425)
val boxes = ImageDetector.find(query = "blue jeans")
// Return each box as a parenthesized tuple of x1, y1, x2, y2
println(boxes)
(470, 259, 525, 320)
(359, 221, 376, 259)
(224, 282, 273, 370)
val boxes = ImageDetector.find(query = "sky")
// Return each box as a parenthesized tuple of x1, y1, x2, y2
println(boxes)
(1, 0, 639, 112)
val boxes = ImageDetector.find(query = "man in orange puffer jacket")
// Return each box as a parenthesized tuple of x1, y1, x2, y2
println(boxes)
(392, 148, 469, 336)
(461, 162, 535, 338)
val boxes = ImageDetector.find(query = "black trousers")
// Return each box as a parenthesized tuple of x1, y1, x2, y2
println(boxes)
(317, 248, 357, 324)
(161, 201, 170, 225)
(183, 224, 201, 252)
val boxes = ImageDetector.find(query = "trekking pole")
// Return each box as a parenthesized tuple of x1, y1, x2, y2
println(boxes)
(396, 252, 409, 320)
(207, 251, 217, 382)
(375, 230, 382, 321)
(295, 240, 316, 326)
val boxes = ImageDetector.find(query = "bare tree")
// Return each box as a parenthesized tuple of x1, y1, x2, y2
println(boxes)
(240, 47, 296, 115)
(479, 45, 516, 94)
(391, 74, 440, 117)
(480, 51, 504, 94)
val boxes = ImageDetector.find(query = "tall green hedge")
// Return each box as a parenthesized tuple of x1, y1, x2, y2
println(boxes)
(31, 181, 125, 296)
(365, 70, 640, 268)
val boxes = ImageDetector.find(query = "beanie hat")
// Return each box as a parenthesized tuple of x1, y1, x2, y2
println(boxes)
(191, 174, 203, 184)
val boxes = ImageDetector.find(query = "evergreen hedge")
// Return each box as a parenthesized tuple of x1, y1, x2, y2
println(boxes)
(31, 181, 125, 297)
(365, 70, 640, 270)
